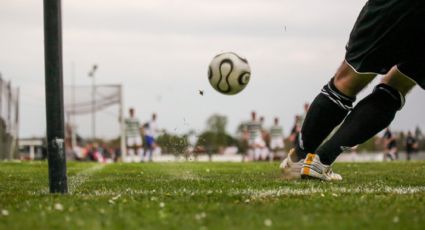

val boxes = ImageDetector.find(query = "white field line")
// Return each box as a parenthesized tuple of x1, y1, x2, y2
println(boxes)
(169, 170, 201, 181)
(74, 186, 425, 197)
(228, 186, 425, 197)
(68, 164, 105, 194)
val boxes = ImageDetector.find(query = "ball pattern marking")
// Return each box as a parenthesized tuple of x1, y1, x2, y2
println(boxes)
(208, 66, 212, 80)
(217, 59, 233, 94)
(238, 72, 250, 85)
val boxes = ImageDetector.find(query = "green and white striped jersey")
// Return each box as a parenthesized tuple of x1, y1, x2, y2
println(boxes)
(246, 120, 262, 141)
(125, 117, 141, 138)
(270, 125, 283, 138)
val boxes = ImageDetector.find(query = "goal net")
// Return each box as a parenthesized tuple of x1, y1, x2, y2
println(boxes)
(63, 84, 125, 156)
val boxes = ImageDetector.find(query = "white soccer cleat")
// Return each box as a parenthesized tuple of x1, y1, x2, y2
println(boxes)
(301, 153, 342, 181)
(280, 149, 303, 179)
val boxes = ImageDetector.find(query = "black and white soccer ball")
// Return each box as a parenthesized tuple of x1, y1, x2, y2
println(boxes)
(208, 52, 251, 95)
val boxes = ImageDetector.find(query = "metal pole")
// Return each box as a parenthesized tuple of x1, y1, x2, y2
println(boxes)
(89, 65, 97, 140)
(71, 62, 77, 150)
(119, 85, 126, 161)
(43, 0, 68, 193)
(13, 87, 20, 159)
(92, 74, 96, 140)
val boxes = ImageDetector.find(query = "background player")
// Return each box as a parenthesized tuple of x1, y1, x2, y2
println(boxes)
(382, 127, 398, 161)
(405, 131, 418, 161)
(245, 111, 265, 161)
(143, 113, 159, 162)
(124, 108, 143, 162)
(269, 117, 284, 162)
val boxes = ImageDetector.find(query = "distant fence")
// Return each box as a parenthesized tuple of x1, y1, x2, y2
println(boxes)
(0, 74, 19, 160)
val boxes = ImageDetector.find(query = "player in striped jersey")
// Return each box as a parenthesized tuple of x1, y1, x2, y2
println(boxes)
(269, 117, 284, 162)
(245, 111, 265, 161)
(124, 108, 143, 162)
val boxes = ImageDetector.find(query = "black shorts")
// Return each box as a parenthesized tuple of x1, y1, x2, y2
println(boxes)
(387, 140, 397, 149)
(345, 0, 425, 89)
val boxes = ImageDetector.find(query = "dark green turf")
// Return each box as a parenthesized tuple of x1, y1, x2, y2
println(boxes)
(1, 161, 425, 229)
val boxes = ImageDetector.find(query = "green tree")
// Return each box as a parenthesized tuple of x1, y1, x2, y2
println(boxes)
(197, 114, 237, 153)
(156, 132, 188, 156)
(207, 114, 227, 134)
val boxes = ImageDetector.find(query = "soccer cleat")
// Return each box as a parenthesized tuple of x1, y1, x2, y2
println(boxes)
(301, 153, 342, 181)
(280, 148, 303, 179)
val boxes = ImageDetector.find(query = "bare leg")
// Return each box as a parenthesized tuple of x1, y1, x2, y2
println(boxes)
(382, 66, 416, 96)
(334, 61, 376, 97)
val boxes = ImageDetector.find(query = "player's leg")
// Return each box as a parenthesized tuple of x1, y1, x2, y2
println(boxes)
(146, 136, 155, 162)
(148, 146, 154, 162)
(270, 140, 277, 162)
(248, 145, 254, 161)
(151, 139, 156, 161)
(295, 60, 375, 160)
(315, 66, 416, 166)
(126, 137, 135, 162)
(393, 147, 399, 160)
(261, 147, 269, 161)
(254, 146, 261, 161)
(407, 149, 412, 161)
(269, 149, 274, 162)
(281, 61, 374, 180)
(253, 138, 261, 161)
(134, 136, 143, 162)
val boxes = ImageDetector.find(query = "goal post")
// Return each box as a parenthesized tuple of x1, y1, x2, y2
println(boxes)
(119, 85, 127, 161)
(43, 0, 68, 193)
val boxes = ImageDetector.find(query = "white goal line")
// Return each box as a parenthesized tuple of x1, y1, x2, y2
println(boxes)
(70, 186, 425, 197)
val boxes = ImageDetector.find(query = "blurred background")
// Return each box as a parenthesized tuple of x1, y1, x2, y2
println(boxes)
(1, 0, 424, 161)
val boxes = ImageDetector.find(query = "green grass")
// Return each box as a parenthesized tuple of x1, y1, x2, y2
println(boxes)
(1, 161, 425, 229)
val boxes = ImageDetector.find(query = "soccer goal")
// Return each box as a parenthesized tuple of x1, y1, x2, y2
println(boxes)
(63, 84, 126, 158)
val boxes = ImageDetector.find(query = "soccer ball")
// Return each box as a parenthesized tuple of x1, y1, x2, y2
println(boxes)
(208, 52, 251, 95)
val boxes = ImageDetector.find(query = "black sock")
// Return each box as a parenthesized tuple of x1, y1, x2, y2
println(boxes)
(317, 84, 405, 165)
(296, 78, 355, 160)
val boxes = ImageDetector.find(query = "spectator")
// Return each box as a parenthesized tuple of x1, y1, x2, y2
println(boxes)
(405, 131, 418, 161)
(383, 127, 398, 161)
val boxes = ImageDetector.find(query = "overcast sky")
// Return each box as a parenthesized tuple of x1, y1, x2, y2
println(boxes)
(1, 0, 424, 139)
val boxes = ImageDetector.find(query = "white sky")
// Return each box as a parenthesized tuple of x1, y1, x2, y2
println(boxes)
(1, 0, 424, 139)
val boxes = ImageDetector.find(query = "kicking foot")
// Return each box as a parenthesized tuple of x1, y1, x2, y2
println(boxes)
(301, 153, 342, 181)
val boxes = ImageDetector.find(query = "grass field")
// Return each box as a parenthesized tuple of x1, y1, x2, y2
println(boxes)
(1, 161, 425, 229)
